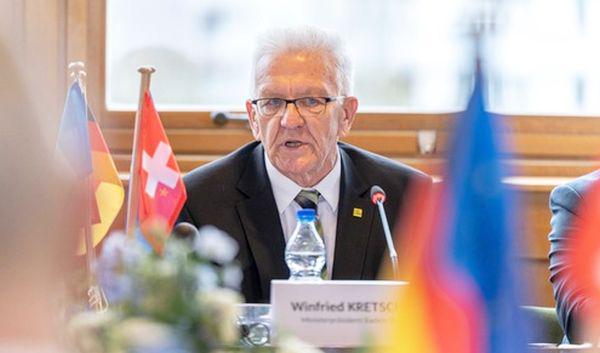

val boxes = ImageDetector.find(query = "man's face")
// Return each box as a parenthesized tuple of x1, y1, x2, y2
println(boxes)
(246, 52, 358, 187)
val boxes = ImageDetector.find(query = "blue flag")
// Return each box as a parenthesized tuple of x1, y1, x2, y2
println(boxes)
(56, 82, 92, 178)
(443, 65, 532, 353)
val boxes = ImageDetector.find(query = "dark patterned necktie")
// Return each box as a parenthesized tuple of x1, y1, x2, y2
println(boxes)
(294, 189, 328, 279)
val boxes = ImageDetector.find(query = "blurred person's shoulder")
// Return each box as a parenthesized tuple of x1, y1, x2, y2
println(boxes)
(562, 169, 600, 195)
(552, 170, 600, 199)
(550, 169, 600, 213)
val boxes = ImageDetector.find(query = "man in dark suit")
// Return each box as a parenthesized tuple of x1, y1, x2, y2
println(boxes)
(178, 27, 430, 303)
(548, 170, 600, 343)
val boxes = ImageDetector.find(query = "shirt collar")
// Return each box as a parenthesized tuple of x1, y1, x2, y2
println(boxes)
(264, 148, 341, 214)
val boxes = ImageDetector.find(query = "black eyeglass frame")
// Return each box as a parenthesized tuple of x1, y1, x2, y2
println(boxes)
(250, 96, 346, 117)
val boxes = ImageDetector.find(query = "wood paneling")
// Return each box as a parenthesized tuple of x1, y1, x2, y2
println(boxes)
(510, 159, 600, 178)
(519, 190, 553, 260)
(104, 128, 255, 154)
(100, 111, 248, 129)
(66, 0, 87, 63)
(101, 125, 600, 162)
(513, 134, 600, 159)
(96, 108, 600, 135)
(85, 0, 104, 119)
(110, 152, 599, 180)
(111, 153, 445, 176)
(521, 259, 555, 307)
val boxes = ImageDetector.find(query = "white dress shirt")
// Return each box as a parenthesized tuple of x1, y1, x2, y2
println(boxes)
(264, 149, 341, 279)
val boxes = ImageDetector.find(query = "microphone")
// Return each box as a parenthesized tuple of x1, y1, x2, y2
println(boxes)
(370, 185, 399, 280)
(370, 185, 386, 204)
(173, 222, 199, 240)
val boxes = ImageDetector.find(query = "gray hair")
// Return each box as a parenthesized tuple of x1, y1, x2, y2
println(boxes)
(250, 26, 353, 97)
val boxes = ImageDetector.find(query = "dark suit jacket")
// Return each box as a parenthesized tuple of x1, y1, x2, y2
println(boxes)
(548, 169, 600, 343)
(177, 141, 430, 303)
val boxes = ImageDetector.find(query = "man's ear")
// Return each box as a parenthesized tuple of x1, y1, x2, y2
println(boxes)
(246, 99, 261, 140)
(339, 96, 358, 138)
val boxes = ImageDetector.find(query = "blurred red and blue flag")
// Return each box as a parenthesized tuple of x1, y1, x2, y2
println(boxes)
(443, 66, 532, 353)
(381, 65, 532, 353)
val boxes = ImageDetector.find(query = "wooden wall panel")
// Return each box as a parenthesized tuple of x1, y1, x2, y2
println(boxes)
(519, 190, 553, 260)
(66, 0, 87, 63)
(104, 128, 255, 154)
(518, 188, 555, 307)
(522, 259, 555, 307)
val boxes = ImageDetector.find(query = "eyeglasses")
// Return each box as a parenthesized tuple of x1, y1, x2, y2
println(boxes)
(250, 96, 345, 118)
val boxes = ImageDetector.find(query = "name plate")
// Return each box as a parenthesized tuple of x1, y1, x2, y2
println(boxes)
(271, 280, 406, 348)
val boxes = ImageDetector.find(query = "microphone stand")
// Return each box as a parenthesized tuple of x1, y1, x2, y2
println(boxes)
(374, 200, 399, 280)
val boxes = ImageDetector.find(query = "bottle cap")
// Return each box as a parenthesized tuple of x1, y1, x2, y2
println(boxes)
(297, 208, 316, 221)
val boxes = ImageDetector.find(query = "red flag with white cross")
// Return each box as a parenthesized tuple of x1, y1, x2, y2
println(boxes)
(137, 91, 186, 251)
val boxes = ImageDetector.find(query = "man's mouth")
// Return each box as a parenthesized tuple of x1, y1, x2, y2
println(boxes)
(284, 140, 305, 148)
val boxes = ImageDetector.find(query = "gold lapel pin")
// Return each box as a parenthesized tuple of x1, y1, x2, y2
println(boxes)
(353, 208, 363, 218)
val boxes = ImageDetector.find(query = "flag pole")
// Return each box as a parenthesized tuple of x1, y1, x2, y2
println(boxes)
(68, 62, 95, 273)
(125, 66, 156, 237)
(68, 61, 108, 312)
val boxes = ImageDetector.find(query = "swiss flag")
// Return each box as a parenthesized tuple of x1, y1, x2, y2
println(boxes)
(137, 91, 186, 252)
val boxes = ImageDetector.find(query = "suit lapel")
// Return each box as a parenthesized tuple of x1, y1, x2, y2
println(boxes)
(235, 145, 288, 298)
(332, 147, 376, 279)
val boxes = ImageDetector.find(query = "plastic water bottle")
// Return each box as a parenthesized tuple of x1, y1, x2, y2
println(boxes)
(285, 209, 326, 280)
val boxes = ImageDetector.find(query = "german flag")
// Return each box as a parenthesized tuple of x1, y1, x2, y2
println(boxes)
(376, 181, 485, 353)
(81, 109, 124, 254)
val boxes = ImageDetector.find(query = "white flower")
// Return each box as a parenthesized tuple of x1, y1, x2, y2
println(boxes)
(197, 288, 242, 344)
(276, 335, 324, 353)
(94, 232, 146, 303)
(193, 226, 239, 264)
(155, 260, 177, 278)
(109, 318, 186, 352)
(98, 231, 144, 268)
(196, 264, 219, 290)
(221, 265, 243, 289)
(66, 311, 116, 353)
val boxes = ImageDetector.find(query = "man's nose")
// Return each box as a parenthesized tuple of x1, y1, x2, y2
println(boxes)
(280, 102, 304, 128)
